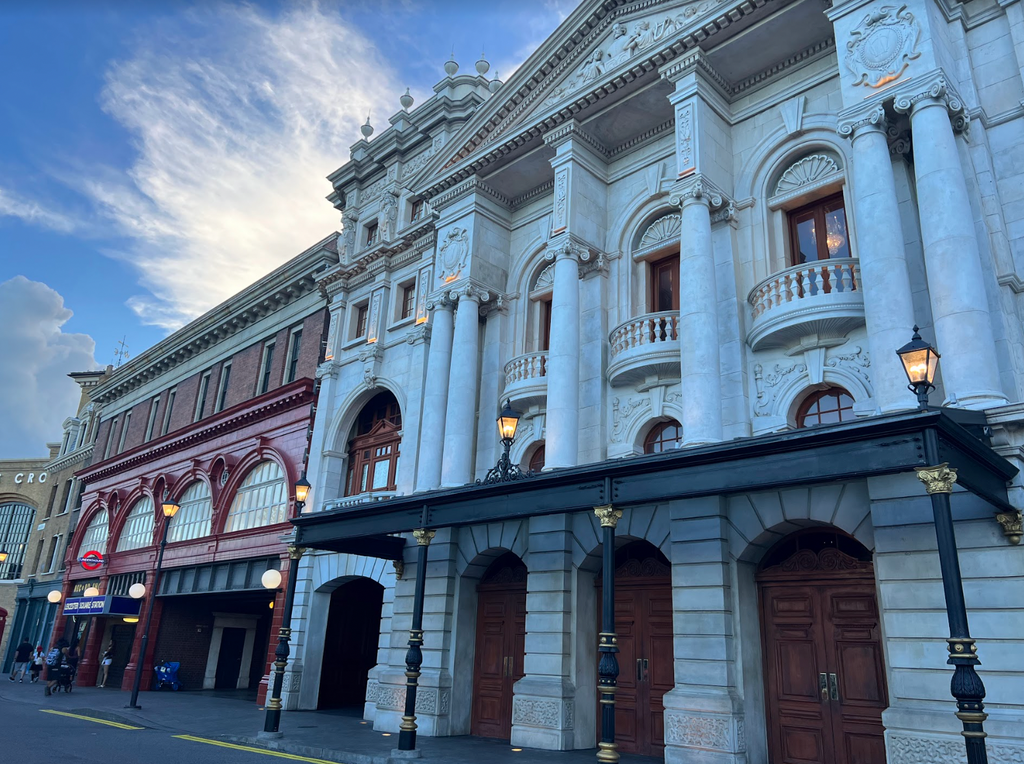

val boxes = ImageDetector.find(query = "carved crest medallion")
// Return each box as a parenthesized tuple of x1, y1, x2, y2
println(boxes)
(845, 5, 921, 88)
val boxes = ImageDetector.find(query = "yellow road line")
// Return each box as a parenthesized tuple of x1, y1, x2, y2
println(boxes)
(40, 709, 143, 730)
(174, 735, 345, 764)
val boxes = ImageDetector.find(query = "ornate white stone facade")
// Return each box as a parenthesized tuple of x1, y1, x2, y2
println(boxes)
(293, 0, 1024, 761)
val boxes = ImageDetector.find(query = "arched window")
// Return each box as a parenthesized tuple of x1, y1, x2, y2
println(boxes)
(169, 481, 212, 542)
(797, 387, 855, 427)
(116, 497, 154, 552)
(78, 508, 109, 557)
(0, 502, 35, 580)
(346, 391, 402, 496)
(528, 444, 545, 473)
(644, 420, 682, 454)
(225, 461, 288, 532)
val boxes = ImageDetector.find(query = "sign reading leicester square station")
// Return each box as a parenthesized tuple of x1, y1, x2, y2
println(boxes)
(62, 596, 141, 618)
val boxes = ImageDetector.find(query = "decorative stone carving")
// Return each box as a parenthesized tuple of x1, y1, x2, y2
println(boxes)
(340, 210, 358, 262)
(677, 103, 694, 175)
(439, 689, 451, 715)
(638, 214, 682, 251)
(416, 688, 438, 714)
(669, 174, 725, 209)
(611, 395, 651, 442)
(775, 154, 841, 196)
(893, 72, 969, 134)
(764, 547, 869, 574)
(888, 734, 968, 763)
(752, 362, 806, 418)
(405, 323, 431, 346)
(553, 169, 568, 232)
(437, 227, 470, 282)
(844, 5, 921, 89)
(513, 698, 563, 728)
(825, 346, 871, 386)
(534, 264, 555, 292)
(664, 712, 732, 750)
(837, 104, 886, 139)
(378, 189, 399, 241)
(374, 684, 406, 710)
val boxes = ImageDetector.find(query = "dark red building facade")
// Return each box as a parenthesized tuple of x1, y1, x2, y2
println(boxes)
(61, 235, 337, 698)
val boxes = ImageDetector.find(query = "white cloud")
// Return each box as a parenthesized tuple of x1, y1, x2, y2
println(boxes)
(0, 277, 99, 459)
(0, 186, 78, 234)
(88, 3, 400, 330)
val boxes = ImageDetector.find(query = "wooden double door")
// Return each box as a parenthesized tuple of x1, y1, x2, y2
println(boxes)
(598, 549, 674, 758)
(471, 560, 527, 739)
(759, 552, 888, 764)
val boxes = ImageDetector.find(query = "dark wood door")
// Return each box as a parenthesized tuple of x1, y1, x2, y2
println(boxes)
(471, 587, 526, 739)
(318, 578, 385, 709)
(215, 627, 246, 690)
(759, 548, 887, 764)
(597, 549, 673, 758)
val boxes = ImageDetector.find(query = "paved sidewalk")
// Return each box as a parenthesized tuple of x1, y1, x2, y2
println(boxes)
(1, 680, 659, 764)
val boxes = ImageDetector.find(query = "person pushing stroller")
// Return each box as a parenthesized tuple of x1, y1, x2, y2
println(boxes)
(43, 639, 68, 697)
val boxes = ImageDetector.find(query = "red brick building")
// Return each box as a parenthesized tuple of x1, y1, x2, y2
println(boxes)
(61, 234, 337, 697)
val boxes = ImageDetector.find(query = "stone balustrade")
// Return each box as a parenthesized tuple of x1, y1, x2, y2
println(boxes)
(746, 258, 865, 350)
(323, 491, 398, 512)
(502, 352, 549, 408)
(607, 311, 681, 387)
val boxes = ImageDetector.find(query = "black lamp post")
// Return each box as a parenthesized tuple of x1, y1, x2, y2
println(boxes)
(259, 477, 310, 739)
(125, 494, 179, 710)
(479, 399, 528, 484)
(897, 329, 989, 764)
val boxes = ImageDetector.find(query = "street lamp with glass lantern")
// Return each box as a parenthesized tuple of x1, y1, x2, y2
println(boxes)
(895, 329, 990, 764)
(125, 494, 179, 710)
(479, 400, 528, 484)
(258, 477, 308, 739)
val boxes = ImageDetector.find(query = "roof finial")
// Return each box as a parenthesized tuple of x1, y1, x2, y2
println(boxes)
(489, 71, 503, 93)
(400, 87, 414, 111)
(444, 48, 459, 77)
(360, 111, 373, 138)
(475, 50, 490, 76)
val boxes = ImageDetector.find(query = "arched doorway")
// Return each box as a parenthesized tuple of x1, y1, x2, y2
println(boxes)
(345, 391, 402, 497)
(597, 541, 673, 757)
(471, 552, 527, 739)
(757, 529, 887, 764)
(317, 578, 384, 710)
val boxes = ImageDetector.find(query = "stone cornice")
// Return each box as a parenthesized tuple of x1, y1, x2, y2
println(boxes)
(430, 175, 511, 212)
(77, 380, 314, 484)
(46, 445, 94, 475)
(892, 70, 969, 134)
(317, 225, 435, 299)
(660, 49, 732, 99)
(510, 180, 554, 210)
(543, 119, 610, 159)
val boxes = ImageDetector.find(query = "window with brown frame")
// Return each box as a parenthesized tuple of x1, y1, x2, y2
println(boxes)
(539, 298, 552, 351)
(355, 304, 369, 337)
(410, 199, 425, 222)
(528, 444, 545, 473)
(796, 387, 855, 428)
(788, 193, 850, 265)
(401, 284, 416, 320)
(649, 254, 680, 313)
(346, 391, 402, 496)
(366, 223, 379, 247)
(644, 420, 682, 454)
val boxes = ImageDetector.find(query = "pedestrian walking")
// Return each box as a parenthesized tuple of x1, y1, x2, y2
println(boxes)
(9, 638, 32, 682)
(43, 639, 68, 697)
(30, 646, 44, 683)
(98, 642, 114, 688)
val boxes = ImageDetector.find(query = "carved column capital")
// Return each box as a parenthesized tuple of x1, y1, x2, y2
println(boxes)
(892, 71, 969, 134)
(413, 528, 436, 546)
(996, 509, 1023, 545)
(288, 545, 306, 560)
(425, 292, 454, 312)
(836, 104, 887, 140)
(669, 174, 726, 210)
(594, 504, 623, 528)
(916, 462, 958, 494)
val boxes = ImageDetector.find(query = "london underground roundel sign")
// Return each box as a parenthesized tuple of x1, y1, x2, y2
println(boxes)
(80, 550, 104, 571)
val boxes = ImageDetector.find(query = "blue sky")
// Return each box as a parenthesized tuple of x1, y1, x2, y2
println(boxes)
(0, 0, 577, 457)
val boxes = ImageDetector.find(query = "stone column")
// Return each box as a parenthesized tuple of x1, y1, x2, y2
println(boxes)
(416, 299, 455, 491)
(838, 105, 918, 413)
(545, 242, 581, 470)
(441, 290, 482, 487)
(894, 78, 1007, 408)
(671, 178, 723, 446)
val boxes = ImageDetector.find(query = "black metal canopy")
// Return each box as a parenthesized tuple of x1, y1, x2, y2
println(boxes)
(292, 408, 1017, 555)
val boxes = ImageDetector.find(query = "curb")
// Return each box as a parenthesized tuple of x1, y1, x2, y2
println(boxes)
(223, 734, 395, 764)
(68, 707, 152, 729)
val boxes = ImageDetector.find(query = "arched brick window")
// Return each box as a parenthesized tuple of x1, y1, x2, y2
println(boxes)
(644, 420, 682, 454)
(796, 387, 855, 427)
(225, 460, 288, 532)
(116, 497, 154, 552)
(169, 481, 212, 542)
(78, 509, 109, 557)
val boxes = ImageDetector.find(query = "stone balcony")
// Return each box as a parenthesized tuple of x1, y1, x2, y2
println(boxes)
(746, 258, 864, 350)
(607, 311, 680, 387)
(503, 352, 548, 408)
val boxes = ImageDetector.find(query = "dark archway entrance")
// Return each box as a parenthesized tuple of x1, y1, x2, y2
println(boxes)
(317, 578, 384, 709)
(597, 540, 673, 757)
(471, 552, 527, 740)
(757, 529, 888, 764)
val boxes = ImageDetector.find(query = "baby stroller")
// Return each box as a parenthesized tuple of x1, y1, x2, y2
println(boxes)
(56, 663, 75, 693)
(154, 661, 181, 691)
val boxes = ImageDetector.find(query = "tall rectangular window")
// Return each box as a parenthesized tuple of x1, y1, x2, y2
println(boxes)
(259, 342, 276, 394)
(366, 223, 379, 247)
(56, 480, 72, 517)
(356, 305, 368, 337)
(194, 371, 212, 422)
(33, 539, 45, 575)
(103, 419, 118, 460)
(540, 298, 553, 352)
(215, 363, 232, 412)
(44, 484, 58, 519)
(650, 254, 680, 313)
(410, 199, 425, 222)
(161, 389, 176, 435)
(117, 412, 131, 453)
(144, 397, 160, 442)
(284, 329, 303, 384)
(47, 535, 62, 573)
(788, 193, 850, 265)
(401, 284, 416, 320)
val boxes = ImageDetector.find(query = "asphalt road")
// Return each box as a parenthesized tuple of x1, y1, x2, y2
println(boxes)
(1, 687, 334, 764)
